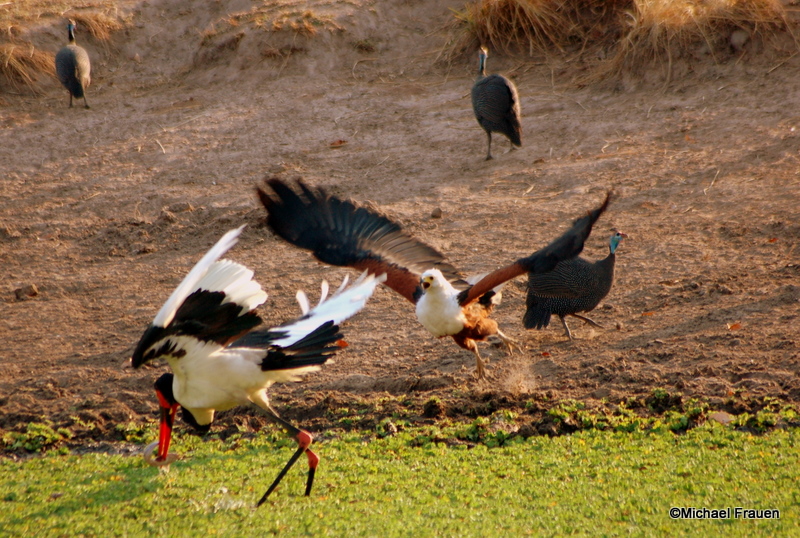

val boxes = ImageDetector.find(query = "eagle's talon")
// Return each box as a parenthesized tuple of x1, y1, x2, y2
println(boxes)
(495, 330, 521, 355)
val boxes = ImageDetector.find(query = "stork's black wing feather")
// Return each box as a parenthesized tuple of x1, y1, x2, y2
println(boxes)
(131, 289, 262, 368)
(172, 289, 262, 343)
(258, 321, 343, 372)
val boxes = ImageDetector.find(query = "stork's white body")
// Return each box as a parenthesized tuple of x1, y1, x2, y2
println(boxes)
(135, 225, 383, 425)
(166, 338, 310, 425)
(162, 269, 383, 425)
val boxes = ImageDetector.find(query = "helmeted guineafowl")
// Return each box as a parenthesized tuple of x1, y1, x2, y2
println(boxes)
(55, 20, 91, 109)
(471, 47, 521, 160)
(523, 231, 627, 340)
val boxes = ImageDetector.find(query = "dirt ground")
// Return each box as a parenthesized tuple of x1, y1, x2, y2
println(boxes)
(1, 0, 799, 452)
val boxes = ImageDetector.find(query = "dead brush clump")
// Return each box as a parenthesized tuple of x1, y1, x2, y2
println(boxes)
(605, 0, 793, 77)
(449, 0, 584, 56)
(446, 0, 794, 76)
(197, 1, 353, 63)
(70, 12, 124, 42)
(212, 1, 349, 38)
(0, 43, 54, 92)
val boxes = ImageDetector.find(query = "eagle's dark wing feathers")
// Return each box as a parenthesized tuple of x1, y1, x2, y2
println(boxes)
(258, 178, 466, 304)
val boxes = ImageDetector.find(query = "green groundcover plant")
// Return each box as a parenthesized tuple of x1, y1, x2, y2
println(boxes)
(2, 423, 797, 536)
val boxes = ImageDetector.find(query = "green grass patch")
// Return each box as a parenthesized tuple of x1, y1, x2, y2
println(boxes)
(2, 424, 798, 536)
(2, 422, 72, 453)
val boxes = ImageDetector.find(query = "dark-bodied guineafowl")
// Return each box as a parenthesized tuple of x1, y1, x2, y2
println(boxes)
(471, 46, 521, 160)
(523, 231, 627, 340)
(55, 20, 91, 109)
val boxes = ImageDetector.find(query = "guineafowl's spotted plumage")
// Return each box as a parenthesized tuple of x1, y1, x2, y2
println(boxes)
(55, 20, 91, 109)
(524, 232, 626, 340)
(471, 47, 521, 160)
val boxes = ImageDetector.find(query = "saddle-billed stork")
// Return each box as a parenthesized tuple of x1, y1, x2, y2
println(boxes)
(131, 225, 382, 505)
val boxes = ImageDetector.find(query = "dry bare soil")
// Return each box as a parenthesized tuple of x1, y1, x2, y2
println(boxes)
(1, 0, 799, 450)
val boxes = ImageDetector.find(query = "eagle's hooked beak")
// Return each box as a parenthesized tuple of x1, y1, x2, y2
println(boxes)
(420, 276, 433, 291)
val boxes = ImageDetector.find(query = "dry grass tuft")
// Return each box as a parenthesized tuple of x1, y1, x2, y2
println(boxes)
(222, 3, 346, 37)
(449, 0, 581, 56)
(0, 43, 54, 91)
(70, 12, 124, 42)
(198, 2, 350, 60)
(447, 0, 795, 77)
(608, 0, 791, 71)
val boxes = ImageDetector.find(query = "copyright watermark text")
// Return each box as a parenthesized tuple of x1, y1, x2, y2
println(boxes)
(670, 507, 780, 520)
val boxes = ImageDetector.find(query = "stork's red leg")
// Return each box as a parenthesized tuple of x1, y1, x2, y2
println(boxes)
(254, 406, 319, 505)
(304, 446, 320, 496)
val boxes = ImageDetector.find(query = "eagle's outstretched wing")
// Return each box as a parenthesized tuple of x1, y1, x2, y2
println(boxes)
(257, 178, 468, 304)
(457, 191, 613, 307)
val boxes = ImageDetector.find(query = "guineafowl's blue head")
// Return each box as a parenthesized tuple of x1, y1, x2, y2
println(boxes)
(609, 231, 627, 254)
(67, 20, 77, 41)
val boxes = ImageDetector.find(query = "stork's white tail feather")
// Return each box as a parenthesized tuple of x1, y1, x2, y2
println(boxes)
(295, 279, 334, 316)
(334, 274, 350, 295)
(317, 280, 330, 307)
(273, 271, 385, 347)
(153, 226, 247, 327)
(295, 290, 310, 316)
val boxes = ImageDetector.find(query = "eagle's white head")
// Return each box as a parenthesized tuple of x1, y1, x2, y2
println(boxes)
(420, 269, 452, 294)
(416, 269, 464, 337)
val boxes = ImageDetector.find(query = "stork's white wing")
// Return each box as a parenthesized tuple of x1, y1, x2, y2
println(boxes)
(271, 271, 385, 347)
(153, 226, 246, 327)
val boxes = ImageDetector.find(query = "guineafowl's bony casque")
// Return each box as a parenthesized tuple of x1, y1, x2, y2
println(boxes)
(55, 19, 91, 109)
(523, 231, 627, 340)
(471, 47, 521, 160)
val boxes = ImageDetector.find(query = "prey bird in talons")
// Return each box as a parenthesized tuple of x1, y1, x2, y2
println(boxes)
(256, 179, 612, 379)
(130, 225, 383, 505)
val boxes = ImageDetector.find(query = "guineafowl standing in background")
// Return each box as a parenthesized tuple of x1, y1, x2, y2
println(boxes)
(471, 46, 521, 160)
(523, 231, 627, 340)
(55, 20, 91, 109)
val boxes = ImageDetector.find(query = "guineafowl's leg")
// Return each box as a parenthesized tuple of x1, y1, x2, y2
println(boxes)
(570, 314, 603, 329)
(485, 131, 493, 160)
(68, 93, 73, 108)
(83, 95, 90, 109)
(558, 315, 574, 340)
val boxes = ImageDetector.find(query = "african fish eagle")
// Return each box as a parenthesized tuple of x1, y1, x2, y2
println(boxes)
(256, 180, 612, 379)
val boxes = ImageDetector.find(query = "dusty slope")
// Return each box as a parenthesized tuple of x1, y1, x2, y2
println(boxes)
(1, 0, 798, 448)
